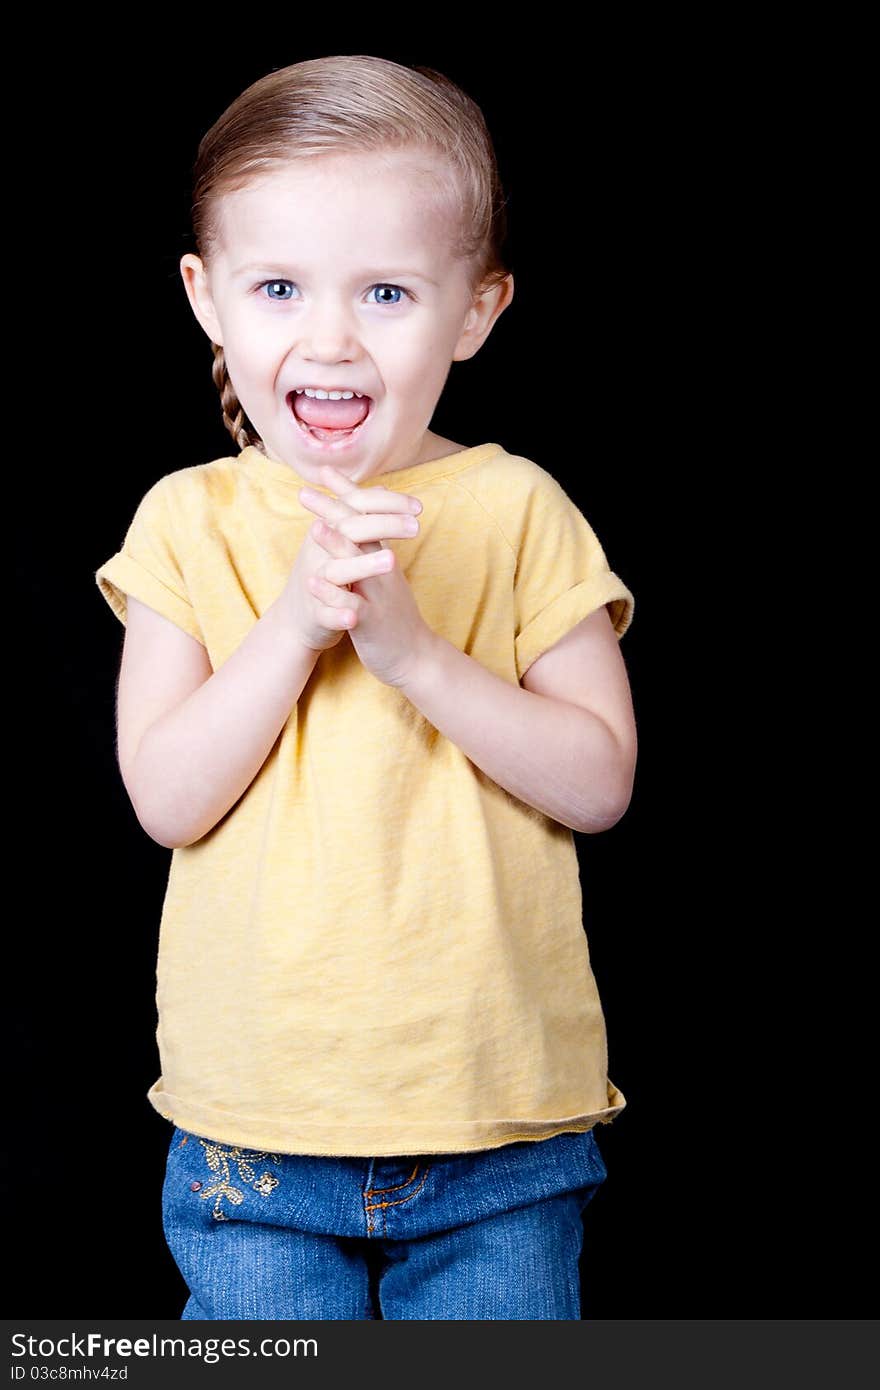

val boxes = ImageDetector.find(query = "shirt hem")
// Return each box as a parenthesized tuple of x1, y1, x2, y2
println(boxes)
(146, 1078, 626, 1157)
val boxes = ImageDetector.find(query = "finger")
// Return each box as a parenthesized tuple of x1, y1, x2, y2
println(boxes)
(329, 512, 420, 545)
(307, 576, 358, 628)
(310, 517, 386, 558)
(308, 574, 360, 619)
(306, 472, 423, 516)
(299, 488, 357, 524)
(309, 517, 361, 561)
(318, 462, 360, 497)
(302, 490, 417, 543)
(322, 548, 396, 587)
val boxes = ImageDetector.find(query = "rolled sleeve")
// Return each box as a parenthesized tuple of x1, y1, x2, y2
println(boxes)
(512, 468, 634, 682)
(95, 478, 205, 645)
(515, 572, 634, 681)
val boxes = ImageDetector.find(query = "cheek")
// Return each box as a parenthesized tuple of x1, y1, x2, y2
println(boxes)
(223, 324, 283, 378)
(384, 330, 450, 384)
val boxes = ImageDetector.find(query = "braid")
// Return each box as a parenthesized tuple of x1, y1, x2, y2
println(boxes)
(210, 343, 264, 454)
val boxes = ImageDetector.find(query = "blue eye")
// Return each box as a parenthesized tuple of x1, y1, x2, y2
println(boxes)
(368, 284, 407, 306)
(255, 279, 411, 306)
(261, 279, 294, 301)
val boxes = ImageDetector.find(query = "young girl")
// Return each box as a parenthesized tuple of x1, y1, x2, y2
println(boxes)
(95, 55, 637, 1321)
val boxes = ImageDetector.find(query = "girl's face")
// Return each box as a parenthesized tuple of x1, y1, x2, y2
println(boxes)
(181, 151, 512, 486)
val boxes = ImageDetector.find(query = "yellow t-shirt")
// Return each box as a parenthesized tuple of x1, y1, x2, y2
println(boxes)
(95, 442, 635, 1157)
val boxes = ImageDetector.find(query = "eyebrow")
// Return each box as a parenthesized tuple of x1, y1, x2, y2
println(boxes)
(232, 263, 439, 286)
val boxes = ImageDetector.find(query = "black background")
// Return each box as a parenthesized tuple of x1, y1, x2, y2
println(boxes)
(7, 30, 864, 1320)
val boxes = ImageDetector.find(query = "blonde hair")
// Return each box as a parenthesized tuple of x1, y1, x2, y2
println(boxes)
(185, 55, 512, 453)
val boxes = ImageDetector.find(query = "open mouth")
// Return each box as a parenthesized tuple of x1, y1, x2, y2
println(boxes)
(287, 391, 374, 446)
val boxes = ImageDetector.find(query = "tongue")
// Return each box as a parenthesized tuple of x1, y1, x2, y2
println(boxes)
(292, 393, 370, 430)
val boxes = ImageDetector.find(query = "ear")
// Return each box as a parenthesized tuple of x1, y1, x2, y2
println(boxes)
(452, 273, 515, 362)
(179, 254, 225, 346)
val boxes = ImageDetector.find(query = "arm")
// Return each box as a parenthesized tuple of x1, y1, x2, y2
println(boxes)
(400, 606, 637, 834)
(118, 596, 319, 849)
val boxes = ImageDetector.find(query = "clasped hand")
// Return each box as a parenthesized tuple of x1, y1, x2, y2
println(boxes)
(298, 461, 434, 689)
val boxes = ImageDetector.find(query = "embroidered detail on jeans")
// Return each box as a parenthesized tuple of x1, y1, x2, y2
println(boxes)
(194, 1140, 283, 1221)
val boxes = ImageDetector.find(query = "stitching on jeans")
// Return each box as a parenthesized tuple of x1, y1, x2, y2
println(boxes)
(365, 1167, 431, 1206)
(364, 1164, 423, 1196)
(364, 1165, 431, 1236)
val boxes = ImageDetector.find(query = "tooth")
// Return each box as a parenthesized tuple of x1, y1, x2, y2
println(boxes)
(295, 387, 366, 398)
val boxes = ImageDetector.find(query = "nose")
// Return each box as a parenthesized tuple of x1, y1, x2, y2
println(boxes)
(297, 294, 360, 364)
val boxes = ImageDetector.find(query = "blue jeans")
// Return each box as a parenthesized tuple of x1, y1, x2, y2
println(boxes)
(161, 1123, 608, 1320)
